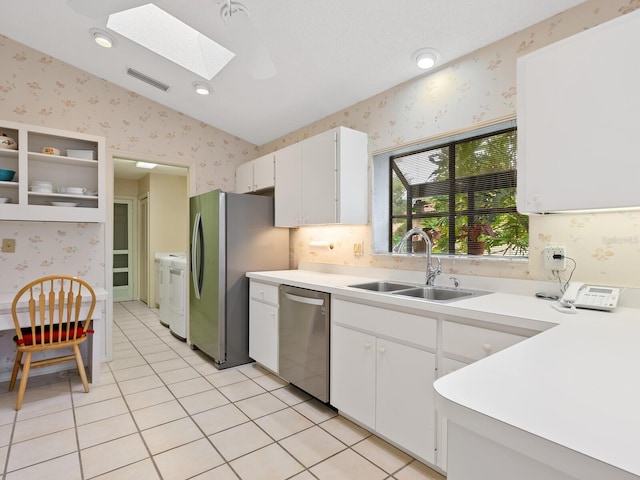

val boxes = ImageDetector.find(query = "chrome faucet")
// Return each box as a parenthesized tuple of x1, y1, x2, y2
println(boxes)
(393, 227, 442, 285)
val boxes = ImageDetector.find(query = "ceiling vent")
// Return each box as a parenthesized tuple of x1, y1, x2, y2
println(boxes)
(126, 68, 170, 92)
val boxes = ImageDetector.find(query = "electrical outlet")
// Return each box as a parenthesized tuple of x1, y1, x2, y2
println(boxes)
(2, 238, 16, 253)
(544, 244, 566, 270)
(353, 241, 364, 256)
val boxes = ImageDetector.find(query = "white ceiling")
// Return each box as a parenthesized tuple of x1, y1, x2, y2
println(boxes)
(1, 0, 587, 148)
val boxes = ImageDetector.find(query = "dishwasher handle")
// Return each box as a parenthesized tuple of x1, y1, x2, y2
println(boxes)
(283, 292, 325, 306)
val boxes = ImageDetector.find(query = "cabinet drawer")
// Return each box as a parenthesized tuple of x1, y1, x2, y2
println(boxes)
(333, 299, 436, 350)
(442, 321, 528, 362)
(250, 281, 279, 305)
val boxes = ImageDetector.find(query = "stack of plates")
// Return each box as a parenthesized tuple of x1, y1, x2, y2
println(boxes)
(29, 180, 53, 193)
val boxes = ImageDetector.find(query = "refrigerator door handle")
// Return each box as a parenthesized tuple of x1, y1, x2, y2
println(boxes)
(191, 211, 203, 299)
(283, 292, 325, 306)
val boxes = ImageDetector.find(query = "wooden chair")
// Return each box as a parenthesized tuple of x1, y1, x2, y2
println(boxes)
(9, 275, 96, 410)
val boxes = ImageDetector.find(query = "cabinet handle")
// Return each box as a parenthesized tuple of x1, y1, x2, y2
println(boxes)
(379, 346, 386, 354)
(363, 342, 371, 350)
(482, 343, 493, 354)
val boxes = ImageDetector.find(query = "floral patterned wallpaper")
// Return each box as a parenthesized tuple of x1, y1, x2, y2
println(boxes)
(1, 0, 640, 301)
(0, 33, 257, 294)
(259, 0, 640, 288)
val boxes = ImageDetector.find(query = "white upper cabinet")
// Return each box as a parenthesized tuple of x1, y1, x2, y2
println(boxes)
(517, 10, 640, 213)
(235, 153, 275, 193)
(274, 126, 368, 227)
(0, 120, 105, 222)
(273, 143, 302, 226)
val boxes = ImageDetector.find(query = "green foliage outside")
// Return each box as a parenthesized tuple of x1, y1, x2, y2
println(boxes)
(391, 129, 528, 256)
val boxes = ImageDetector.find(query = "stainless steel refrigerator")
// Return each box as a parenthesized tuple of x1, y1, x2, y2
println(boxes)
(189, 190, 289, 369)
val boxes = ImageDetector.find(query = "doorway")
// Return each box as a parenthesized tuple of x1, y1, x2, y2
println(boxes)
(113, 199, 134, 302)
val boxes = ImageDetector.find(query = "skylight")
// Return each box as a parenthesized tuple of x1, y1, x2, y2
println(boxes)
(107, 3, 235, 80)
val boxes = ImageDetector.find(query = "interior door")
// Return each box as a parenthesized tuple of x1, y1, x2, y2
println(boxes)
(113, 199, 133, 302)
(139, 194, 149, 304)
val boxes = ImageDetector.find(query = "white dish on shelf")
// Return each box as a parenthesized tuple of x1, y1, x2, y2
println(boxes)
(66, 149, 95, 160)
(60, 186, 86, 194)
(30, 186, 53, 193)
(0, 136, 18, 150)
(0, 197, 10, 203)
(31, 180, 53, 187)
(50, 202, 79, 207)
(41, 147, 61, 155)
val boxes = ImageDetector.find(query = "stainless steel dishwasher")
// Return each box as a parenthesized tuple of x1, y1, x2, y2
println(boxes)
(279, 285, 330, 402)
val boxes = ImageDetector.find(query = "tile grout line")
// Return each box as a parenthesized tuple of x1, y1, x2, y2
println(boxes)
(1, 409, 18, 480)
(112, 303, 238, 479)
(114, 304, 323, 479)
(3, 301, 437, 480)
(113, 303, 406, 480)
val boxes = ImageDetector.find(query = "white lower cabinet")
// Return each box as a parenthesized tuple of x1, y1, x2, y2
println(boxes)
(436, 357, 468, 471)
(436, 320, 534, 471)
(331, 299, 437, 465)
(249, 281, 279, 373)
(331, 325, 376, 428)
(376, 338, 436, 463)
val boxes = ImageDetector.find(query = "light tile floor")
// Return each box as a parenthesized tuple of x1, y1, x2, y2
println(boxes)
(0, 301, 446, 480)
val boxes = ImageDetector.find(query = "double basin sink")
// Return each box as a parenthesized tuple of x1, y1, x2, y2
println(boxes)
(347, 281, 491, 303)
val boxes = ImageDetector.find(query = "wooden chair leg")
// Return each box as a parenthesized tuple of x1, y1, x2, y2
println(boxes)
(74, 345, 89, 393)
(9, 351, 23, 391)
(15, 351, 32, 411)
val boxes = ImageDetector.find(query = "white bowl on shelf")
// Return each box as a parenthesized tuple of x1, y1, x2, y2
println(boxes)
(50, 202, 79, 207)
(40, 147, 61, 155)
(30, 185, 53, 193)
(0, 197, 10, 203)
(60, 186, 86, 195)
(0, 135, 17, 150)
(31, 180, 53, 187)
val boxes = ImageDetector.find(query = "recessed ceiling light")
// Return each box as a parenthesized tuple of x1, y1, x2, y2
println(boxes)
(412, 48, 440, 70)
(193, 82, 212, 95)
(136, 161, 158, 170)
(90, 28, 116, 48)
(107, 4, 235, 79)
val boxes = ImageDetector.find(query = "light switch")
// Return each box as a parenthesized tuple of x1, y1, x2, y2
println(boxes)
(2, 238, 16, 253)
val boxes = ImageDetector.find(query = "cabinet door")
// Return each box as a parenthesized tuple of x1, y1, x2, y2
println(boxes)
(249, 299, 279, 373)
(253, 154, 275, 191)
(335, 127, 368, 224)
(330, 325, 376, 429)
(236, 161, 254, 193)
(274, 143, 302, 227)
(516, 11, 640, 213)
(376, 338, 436, 464)
(301, 129, 337, 225)
(437, 357, 469, 472)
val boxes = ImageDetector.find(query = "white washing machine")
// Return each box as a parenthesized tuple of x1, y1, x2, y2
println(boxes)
(156, 252, 185, 328)
(168, 256, 188, 341)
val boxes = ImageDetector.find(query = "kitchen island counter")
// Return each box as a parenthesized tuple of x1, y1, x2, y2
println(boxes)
(434, 307, 640, 479)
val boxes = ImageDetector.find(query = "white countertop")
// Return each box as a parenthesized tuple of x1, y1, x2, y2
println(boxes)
(248, 268, 640, 478)
(434, 311, 640, 479)
(247, 269, 591, 333)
